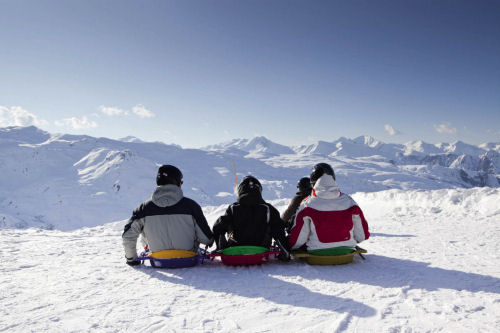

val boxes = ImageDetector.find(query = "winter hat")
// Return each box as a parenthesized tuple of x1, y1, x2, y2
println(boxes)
(310, 163, 335, 186)
(237, 176, 262, 196)
(297, 177, 312, 193)
(156, 165, 183, 186)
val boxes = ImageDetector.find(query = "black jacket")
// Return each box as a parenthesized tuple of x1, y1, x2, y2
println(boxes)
(212, 190, 289, 251)
(281, 191, 310, 230)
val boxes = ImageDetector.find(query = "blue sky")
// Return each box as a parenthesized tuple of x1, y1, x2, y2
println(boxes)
(1, 0, 499, 147)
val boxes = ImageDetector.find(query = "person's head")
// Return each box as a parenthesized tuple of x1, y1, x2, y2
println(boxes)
(237, 176, 262, 196)
(297, 177, 312, 193)
(156, 164, 183, 187)
(310, 163, 335, 186)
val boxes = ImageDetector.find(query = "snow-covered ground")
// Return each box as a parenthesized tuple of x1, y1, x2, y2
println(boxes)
(1, 188, 499, 332)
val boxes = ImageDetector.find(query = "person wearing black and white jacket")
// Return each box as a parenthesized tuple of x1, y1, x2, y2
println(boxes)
(122, 165, 214, 266)
(212, 176, 290, 261)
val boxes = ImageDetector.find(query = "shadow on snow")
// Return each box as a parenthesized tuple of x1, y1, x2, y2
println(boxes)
(134, 253, 499, 316)
(277, 254, 500, 294)
(370, 233, 416, 238)
(136, 262, 377, 317)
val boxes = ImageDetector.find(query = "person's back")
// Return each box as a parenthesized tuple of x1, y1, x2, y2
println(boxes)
(213, 176, 290, 258)
(122, 165, 213, 265)
(224, 192, 273, 246)
(288, 163, 369, 254)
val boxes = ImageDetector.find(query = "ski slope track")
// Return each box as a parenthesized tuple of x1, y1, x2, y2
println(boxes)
(0, 188, 499, 332)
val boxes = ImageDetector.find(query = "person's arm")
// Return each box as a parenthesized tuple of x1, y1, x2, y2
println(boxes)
(122, 206, 145, 263)
(269, 206, 291, 260)
(212, 205, 234, 250)
(281, 196, 301, 226)
(191, 201, 214, 247)
(352, 205, 370, 243)
(288, 205, 311, 250)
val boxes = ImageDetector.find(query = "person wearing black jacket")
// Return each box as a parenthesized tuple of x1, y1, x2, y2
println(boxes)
(212, 176, 290, 261)
(281, 177, 312, 231)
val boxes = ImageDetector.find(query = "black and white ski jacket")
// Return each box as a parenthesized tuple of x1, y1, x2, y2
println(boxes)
(122, 184, 214, 260)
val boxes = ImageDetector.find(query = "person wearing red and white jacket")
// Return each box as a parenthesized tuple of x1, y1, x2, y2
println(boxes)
(288, 163, 370, 255)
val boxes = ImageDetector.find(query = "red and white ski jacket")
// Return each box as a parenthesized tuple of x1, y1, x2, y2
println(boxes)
(288, 174, 370, 251)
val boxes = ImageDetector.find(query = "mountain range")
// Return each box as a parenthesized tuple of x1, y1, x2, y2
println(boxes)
(1, 125, 499, 230)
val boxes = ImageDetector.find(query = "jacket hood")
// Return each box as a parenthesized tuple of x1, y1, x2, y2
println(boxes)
(151, 184, 183, 207)
(312, 174, 341, 199)
(237, 190, 265, 206)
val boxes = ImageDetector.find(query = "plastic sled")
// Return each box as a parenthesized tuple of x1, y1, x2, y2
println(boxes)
(292, 247, 367, 265)
(137, 249, 202, 268)
(208, 246, 281, 266)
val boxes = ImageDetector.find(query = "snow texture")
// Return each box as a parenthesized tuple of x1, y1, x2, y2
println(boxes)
(0, 126, 499, 332)
(0, 188, 499, 332)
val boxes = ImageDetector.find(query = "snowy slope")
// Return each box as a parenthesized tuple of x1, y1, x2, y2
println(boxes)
(1, 188, 498, 332)
(1, 126, 499, 231)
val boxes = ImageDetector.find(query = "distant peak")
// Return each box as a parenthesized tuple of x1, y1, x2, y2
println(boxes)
(0, 125, 51, 144)
(119, 136, 144, 143)
(248, 136, 270, 143)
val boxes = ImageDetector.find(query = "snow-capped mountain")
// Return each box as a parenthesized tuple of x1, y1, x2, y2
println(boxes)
(204, 136, 295, 157)
(1, 125, 499, 230)
(118, 135, 146, 143)
(479, 142, 500, 152)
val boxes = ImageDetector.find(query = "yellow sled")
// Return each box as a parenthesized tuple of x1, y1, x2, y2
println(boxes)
(292, 247, 367, 265)
(148, 249, 198, 259)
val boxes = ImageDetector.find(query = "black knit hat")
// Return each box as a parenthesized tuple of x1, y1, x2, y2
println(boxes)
(237, 176, 262, 195)
(297, 177, 312, 193)
(156, 165, 183, 186)
(310, 163, 335, 185)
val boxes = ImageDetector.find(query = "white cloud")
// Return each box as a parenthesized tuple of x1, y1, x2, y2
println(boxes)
(0, 105, 48, 127)
(54, 116, 97, 129)
(99, 106, 127, 116)
(384, 124, 401, 136)
(434, 123, 458, 134)
(132, 104, 155, 118)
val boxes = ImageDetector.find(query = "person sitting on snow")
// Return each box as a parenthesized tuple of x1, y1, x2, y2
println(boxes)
(281, 177, 312, 231)
(288, 163, 370, 255)
(122, 165, 213, 266)
(212, 175, 290, 260)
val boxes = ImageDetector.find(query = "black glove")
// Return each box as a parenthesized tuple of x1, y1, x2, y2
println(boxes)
(126, 258, 141, 266)
(274, 239, 291, 262)
(277, 251, 291, 262)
